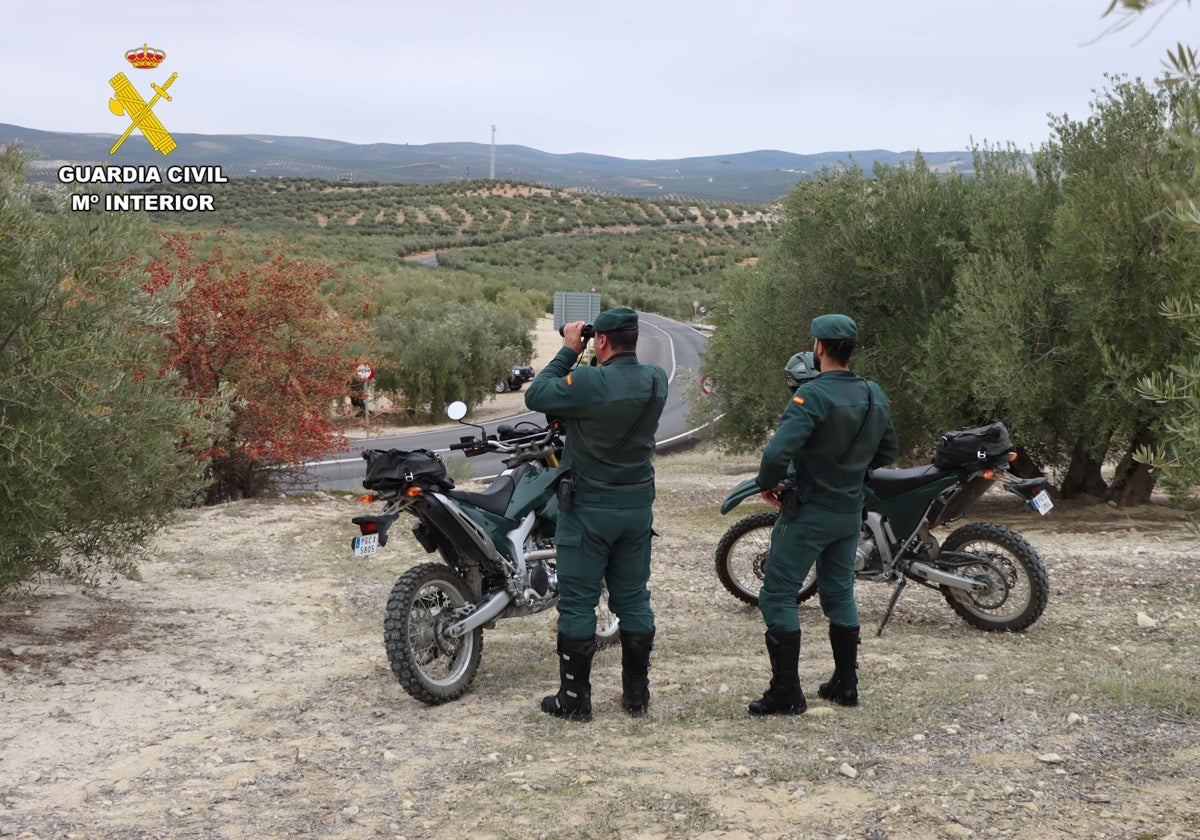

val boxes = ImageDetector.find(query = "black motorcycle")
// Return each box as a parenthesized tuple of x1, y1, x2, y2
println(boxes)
(716, 366, 1052, 635)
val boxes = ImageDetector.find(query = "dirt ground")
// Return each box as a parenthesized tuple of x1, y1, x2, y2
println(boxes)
(3, 446, 1200, 839)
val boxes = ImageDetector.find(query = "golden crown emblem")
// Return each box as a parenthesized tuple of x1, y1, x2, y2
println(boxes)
(125, 43, 166, 69)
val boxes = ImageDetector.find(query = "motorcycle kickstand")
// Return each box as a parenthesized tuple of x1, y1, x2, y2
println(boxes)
(876, 575, 908, 637)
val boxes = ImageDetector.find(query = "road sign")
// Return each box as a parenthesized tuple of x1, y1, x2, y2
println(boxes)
(355, 363, 374, 381)
(553, 291, 601, 331)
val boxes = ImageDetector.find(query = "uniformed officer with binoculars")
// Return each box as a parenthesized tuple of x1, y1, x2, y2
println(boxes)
(525, 307, 668, 721)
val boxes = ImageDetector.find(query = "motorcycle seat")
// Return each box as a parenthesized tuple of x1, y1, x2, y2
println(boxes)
(867, 464, 955, 501)
(446, 474, 517, 516)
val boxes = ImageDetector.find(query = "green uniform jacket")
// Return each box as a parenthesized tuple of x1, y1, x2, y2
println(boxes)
(525, 346, 668, 507)
(756, 370, 899, 512)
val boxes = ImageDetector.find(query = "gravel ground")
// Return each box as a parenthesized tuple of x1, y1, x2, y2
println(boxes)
(2, 450, 1199, 839)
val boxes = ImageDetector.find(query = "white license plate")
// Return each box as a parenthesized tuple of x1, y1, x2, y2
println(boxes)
(352, 533, 379, 557)
(1031, 490, 1053, 516)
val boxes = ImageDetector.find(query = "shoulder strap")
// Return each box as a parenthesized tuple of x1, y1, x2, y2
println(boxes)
(837, 380, 874, 465)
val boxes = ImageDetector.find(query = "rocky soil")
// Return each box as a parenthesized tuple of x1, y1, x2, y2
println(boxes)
(2, 449, 1200, 839)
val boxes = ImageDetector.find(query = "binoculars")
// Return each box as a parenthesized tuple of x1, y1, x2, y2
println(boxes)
(558, 324, 596, 340)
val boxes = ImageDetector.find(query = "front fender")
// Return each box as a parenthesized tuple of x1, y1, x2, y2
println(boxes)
(720, 478, 763, 515)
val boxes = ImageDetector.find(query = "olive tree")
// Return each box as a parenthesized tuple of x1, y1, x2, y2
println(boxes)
(1105, 2, 1200, 502)
(914, 143, 1062, 469)
(1042, 76, 1200, 503)
(0, 147, 222, 593)
(373, 300, 534, 417)
(702, 154, 970, 453)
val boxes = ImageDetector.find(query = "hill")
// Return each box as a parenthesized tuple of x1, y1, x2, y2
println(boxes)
(136, 177, 776, 321)
(1, 123, 973, 203)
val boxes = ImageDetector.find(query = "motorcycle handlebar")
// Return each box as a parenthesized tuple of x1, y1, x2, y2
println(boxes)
(488, 427, 553, 450)
(447, 425, 558, 457)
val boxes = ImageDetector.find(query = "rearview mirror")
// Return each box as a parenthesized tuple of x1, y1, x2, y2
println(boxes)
(446, 401, 468, 421)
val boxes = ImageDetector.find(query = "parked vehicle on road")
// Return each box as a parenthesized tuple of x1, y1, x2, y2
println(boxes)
(495, 365, 535, 393)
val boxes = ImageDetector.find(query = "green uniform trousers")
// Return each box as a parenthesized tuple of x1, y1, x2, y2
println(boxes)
(759, 503, 862, 632)
(554, 505, 654, 638)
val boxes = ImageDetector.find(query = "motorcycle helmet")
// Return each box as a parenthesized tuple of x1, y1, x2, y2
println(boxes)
(784, 350, 819, 392)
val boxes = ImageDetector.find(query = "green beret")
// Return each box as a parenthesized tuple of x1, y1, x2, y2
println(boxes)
(810, 314, 857, 341)
(594, 306, 639, 333)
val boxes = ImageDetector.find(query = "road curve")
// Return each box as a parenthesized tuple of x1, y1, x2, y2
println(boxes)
(294, 315, 712, 492)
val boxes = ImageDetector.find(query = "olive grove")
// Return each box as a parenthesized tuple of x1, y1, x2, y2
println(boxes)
(702, 75, 1200, 505)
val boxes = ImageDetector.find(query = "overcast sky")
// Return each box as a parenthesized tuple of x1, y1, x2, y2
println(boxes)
(2, 0, 1193, 160)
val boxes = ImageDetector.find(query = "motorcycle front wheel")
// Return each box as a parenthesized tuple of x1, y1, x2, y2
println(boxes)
(938, 521, 1049, 632)
(714, 512, 814, 606)
(384, 562, 483, 704)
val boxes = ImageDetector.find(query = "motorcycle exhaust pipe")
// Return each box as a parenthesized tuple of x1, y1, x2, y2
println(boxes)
(906, 560, 988, 592)
(444, 590, 512, 638)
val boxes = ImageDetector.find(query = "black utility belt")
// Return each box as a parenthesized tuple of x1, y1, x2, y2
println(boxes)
(557, 471, 654, 511)
(779, 487, 862, 517)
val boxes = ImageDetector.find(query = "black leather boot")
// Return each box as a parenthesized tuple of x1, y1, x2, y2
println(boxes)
(748, 629, 807, 716)
(817, 624, 860, 707)
(619, 629, 655, 717)
(541, 634, 596, 721)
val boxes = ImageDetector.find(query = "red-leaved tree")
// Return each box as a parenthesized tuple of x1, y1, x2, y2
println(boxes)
(144, 231, 370, 502)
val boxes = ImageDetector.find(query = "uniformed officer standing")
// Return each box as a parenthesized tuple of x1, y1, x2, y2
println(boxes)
(524, 306, 668, 721)
(748, 314, 899, 715)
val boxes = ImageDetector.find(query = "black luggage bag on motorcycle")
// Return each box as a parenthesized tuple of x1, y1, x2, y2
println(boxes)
(932, 422, 1011, 471)
(361, 448, 455, 493)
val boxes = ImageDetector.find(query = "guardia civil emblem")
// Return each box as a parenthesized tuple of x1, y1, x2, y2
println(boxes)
(108, 43, 178, 155)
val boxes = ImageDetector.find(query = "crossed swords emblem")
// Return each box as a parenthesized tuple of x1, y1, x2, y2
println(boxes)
(108, 71, 178, 155)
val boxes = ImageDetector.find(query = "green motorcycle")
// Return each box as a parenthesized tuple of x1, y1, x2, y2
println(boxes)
(350, 401, 619, 704)
(716, 422, 1052, 635)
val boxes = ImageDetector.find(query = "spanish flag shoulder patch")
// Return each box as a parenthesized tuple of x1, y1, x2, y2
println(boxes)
(566, 374, 574, 386)
(792, 395, 804, 405)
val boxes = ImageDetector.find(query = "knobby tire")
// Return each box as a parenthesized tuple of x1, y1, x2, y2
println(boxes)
(714, 512, 815, 606)
(384, 562, 483, 704)
(938, 521, 1049, 632)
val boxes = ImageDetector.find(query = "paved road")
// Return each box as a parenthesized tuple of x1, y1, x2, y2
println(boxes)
(293, 314, 711, 492)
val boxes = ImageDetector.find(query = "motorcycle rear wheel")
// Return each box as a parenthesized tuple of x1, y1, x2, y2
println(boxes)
(938, 521, 1049, 632)
(714, 512, 814, 606)
(384, 562, 483, 704)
